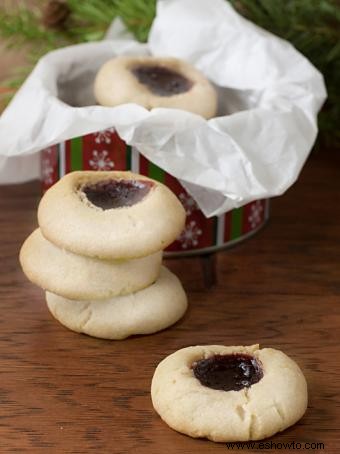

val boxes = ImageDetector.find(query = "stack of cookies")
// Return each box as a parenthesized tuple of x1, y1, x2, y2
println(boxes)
(20, 171, 187, 340)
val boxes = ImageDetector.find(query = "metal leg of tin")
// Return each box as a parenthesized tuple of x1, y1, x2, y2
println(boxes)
(201, 253, 217, 289)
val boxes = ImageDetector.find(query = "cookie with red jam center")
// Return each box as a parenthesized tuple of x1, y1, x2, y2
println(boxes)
(38, 170, 186, 259)
(151, 345, 308, 442)
(94, 56, 217, 119)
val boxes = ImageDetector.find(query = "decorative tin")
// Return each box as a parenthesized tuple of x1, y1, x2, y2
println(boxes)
(41, 128, 269, 255)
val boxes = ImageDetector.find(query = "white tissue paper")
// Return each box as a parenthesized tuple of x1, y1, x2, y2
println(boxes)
(0, 0, 326, 216)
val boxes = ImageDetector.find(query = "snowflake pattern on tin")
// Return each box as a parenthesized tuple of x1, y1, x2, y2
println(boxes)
(248, 201, 264, 229)
(93, 127, 115, 144)
(178, 220, 203, 249)
(41, 149, 54, 184)
(179, 192, 199, 216)
(89, 150, 114, 171)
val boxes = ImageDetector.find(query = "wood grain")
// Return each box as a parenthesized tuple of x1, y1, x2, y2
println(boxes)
(0, 150, 339, 453)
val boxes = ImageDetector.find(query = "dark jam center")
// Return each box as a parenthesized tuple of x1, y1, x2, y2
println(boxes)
(192, 354, 263, 392)
(82, 179, 153, 209)
(131, 65, 192, 96)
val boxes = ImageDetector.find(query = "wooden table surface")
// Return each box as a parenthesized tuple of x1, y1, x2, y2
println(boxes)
(1, 149, 339, 453)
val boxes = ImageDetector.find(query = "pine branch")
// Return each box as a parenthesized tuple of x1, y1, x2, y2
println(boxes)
(0, 4, 70, 51)
(115, 0, 156, 42)
(67, 0, 117, 24)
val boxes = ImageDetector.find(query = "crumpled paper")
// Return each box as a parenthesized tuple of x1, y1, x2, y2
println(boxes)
(0, 0, 326, 216)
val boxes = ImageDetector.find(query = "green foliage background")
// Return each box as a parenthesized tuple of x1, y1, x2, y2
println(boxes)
(0, 0, 339, 146)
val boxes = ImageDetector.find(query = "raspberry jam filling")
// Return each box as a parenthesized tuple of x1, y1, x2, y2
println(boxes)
(131, 65, 193, 96)
(82, 179, 153, 209)
(192, 354, 263, 392)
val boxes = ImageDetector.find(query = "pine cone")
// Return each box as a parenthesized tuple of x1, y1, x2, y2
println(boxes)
(43, 0, 70, 29)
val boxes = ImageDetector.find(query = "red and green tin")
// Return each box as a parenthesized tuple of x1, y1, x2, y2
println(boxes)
(41, 128, 269, 255)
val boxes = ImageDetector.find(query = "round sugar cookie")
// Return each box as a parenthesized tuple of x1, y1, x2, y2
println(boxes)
(38, 171, 186, 259)
(46, 267, 187, 340)
(20, 229, 162, 300)
(94, 56, 217, 119)
(151, 344, 308, 442)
